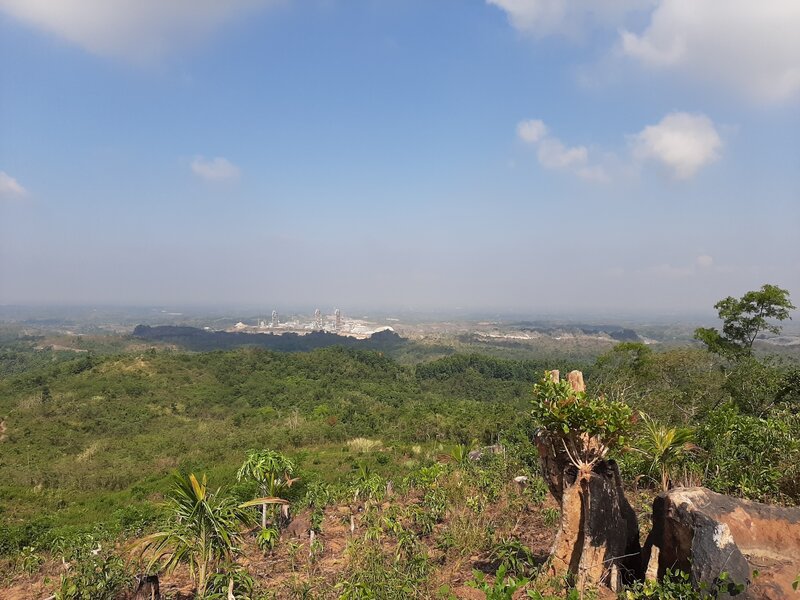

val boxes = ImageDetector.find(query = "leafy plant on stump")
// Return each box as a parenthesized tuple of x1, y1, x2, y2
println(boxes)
(532, 371, 631, 477)
(532, 370, 640, 592)
(237, 449, 297, 529)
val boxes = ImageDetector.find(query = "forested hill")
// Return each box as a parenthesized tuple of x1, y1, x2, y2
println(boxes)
(0, 347, 558, 536)
(132, 324, 407, 352)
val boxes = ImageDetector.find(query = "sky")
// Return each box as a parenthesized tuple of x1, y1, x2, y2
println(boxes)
(0, 0, 798, 314)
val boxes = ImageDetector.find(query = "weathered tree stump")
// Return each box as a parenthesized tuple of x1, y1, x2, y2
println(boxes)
(133, 574, 160, 600)
(536, 370, 641, 590)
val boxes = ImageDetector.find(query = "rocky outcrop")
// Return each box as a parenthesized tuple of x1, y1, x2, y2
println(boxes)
(644, 487, 800, 599)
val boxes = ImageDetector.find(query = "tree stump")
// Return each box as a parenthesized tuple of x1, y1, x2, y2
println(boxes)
(133, 574, 160, 600)
(536, 370, 641, 589)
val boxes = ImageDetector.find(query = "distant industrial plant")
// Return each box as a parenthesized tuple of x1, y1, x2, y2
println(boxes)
(230, 308, 395, 339)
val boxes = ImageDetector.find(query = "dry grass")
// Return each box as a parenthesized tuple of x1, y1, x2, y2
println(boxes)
(346, 437, 383, 453)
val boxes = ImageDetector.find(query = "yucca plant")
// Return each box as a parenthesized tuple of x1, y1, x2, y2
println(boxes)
(139, 473, 278, 597)
(636, 412, 698, 491)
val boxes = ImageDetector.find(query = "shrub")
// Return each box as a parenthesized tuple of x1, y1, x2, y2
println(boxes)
(489, 537, 535, 577)
(531, 371, 631, 472)
(55, 550, 131, 600)
(623, 568, 745, 599)
(698, 403, 800, 502)
(466, 564, 528, 600)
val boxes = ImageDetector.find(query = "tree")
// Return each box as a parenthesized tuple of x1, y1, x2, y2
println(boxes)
(237, 449, 297, 529)
(695, 284, 795, 359)
(139, 473, 251, 597)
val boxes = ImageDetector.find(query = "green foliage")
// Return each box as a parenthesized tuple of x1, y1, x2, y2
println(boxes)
(449, 443, 472, 465)
(635, 412, 697, 491)
(695, 284, 795, 359)
(541, 507, 560, 528)
(415, 354, 540, 383)
(16, 545, 42, 574)
(139, 473, 252, 596)
(466, 564, 528, 600)
(532, 371, 632, 469)
(304, 481, 334, 533)
(622, 569, 695, 599)
(489, 537, 536, 577)
(350, 467, 386, 502)
(723, 356, 786, 416)
(238, 449, 297, 528)
(0, 345, 541, 538)
(697, 403, 800, 502)
(623, 568, 745, 599)
(55, 548, 131, 600)
(592, 345, 725, 425)
(204, 563, 257, 599)
(257, 526, 280, 553)
(338, 534, 431, 600)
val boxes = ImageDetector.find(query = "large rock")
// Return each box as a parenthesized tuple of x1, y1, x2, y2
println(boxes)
(644, 487, 800, 599)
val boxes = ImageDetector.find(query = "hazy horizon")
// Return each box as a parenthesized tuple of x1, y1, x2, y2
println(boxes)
(1, 1, 798, 312)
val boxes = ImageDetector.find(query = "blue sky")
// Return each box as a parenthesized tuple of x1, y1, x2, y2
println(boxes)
(1, 0, 798, 313)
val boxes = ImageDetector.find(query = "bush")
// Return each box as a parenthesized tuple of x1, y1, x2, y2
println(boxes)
(698, 403, 800, 502)
(623, 568, 745, 599)
(55, 549, 131, 600)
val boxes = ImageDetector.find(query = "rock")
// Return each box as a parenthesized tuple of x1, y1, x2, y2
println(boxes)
(643, 487, 800, 599)
(468, 444, 504, 462)
(284, 511, 312, 538)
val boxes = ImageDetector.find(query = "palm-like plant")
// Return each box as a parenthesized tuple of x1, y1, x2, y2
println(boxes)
(237, 449, 297, 528)
(138, 473, 252, 596)
(636, 412, 698, 491)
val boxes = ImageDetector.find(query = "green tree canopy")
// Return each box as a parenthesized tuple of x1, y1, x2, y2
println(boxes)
(695, 284, 795, 358)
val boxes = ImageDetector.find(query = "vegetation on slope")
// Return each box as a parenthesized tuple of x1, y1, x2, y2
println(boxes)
(0, 285, 798, 598)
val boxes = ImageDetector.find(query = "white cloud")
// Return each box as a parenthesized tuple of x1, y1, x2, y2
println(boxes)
(516, 119, 548, 143)
(696, 254, 713, 268)
(631, 112, 722, 180)
(536, 138, 587, 169)
(191, 157, 241, 181)
(0, 171, 27, 198)
(487, 0, 650, 37)
(620, 0, 800, 103)
(577, 165, 611, 183)
(0, 0, 282, 62)
(517, 118, 609, 182)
